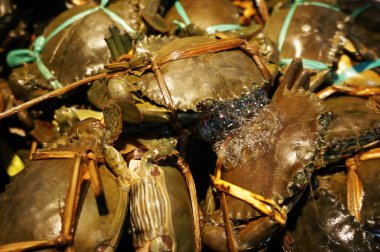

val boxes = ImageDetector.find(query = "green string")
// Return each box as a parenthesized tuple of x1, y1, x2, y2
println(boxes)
(174, 0, 241, 34)
(280, 58, 329, 70)
(206, 24, 241, 34)
(278, 0, 340, 69)
(333, 59, 380, 85)
(350, 3, 371, 20)
(175, 0, 191, 26)
(7, 0, 137, 90)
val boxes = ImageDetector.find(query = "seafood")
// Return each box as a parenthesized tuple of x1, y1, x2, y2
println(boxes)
(202, 59, 330, 251)
(0, 118, 131, 251)
(104, 34, 277, 127)
(7, 0, 142, 101)
(264, 0, 348, 87)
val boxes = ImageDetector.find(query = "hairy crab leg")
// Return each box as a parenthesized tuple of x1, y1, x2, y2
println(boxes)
(345, 147, 380, 221)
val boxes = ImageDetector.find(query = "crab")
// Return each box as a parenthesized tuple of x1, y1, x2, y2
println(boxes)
(0, 117, 200, 251)
(285, 185, 380, 251)
(102, 33, 278, 136)
(0, 118, 131, 251)
(201, 59, 330, 251)
(263, 0, 350, 88)
(7, 0, 144, 101)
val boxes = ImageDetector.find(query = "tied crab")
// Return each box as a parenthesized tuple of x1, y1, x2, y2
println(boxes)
(201, 59, 331, 251)
(0, 118, 131, 251)
(7, 0, 143, 101)
(102, 33, 278, 134)
(0, 118, 200, 251)
(263, 0, 348, 87)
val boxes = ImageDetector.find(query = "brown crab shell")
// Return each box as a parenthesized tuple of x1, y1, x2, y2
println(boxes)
(264, 2, 347, 67)
(288, 188, 380, 251)
(215, 88, 324, 219)
(9, 1, 142, 100)
(0, 119, 129, 251)
(324, 96, 380, 142)
(135, 36, 271, 112)
(164, 0, 240, 32)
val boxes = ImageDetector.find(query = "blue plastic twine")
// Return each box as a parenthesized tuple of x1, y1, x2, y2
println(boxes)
(333, 59, 380, 85)
(7, 0, 137, 90)
(278, 0, 340, 70)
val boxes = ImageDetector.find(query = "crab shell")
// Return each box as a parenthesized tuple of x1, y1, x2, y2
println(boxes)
(9, 1, 143, 100)
(135, 36, 276, 112)
(323, 96, 380, 164)
(0, 118, 130, 251)
(318, 162, 380, 234)
(164, 0, 240, 32)
(215, 85, 324, 219)
(264, 1, 347, 67)
(287, 188, 380, 251)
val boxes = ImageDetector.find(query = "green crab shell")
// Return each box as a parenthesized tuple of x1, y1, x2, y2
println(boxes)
(324, 96, 380, 142)
(264, 2, 347, 67)
(136, 36, 270, 112)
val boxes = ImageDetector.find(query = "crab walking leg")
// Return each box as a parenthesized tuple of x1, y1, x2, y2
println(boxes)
(345, 148, 380, 221)
(176, 156, 202, 252)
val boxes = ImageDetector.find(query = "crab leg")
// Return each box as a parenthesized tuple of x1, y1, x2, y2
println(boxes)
(345, 147, 380, 221)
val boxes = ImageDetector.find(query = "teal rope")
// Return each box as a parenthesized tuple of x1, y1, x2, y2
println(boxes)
(278, 0, 303, 52)
(303, 2, 340, 12)
(278, 0, 340, 69)
(206, 24, 241, 34)
(350, 3, 371, 20)
(333, 59, 380, 85)
(174, 0, 241, 34)
(280, 58, 329, 70)
(175, 1, 191, 26)
(7, 0, 137, 90)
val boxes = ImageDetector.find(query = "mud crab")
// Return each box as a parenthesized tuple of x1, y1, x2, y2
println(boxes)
(286, 185, 380, 251)
(7, 0, 143, 101)
(0, 118, 200, 251)
(264, 0, 349, 87)
(102, 33, 278, 132)
(201, 59, 330, 251)
(0, 118, 130, 251)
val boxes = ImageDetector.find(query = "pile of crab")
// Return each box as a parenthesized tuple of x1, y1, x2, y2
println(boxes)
(0, 0, 379, 251)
